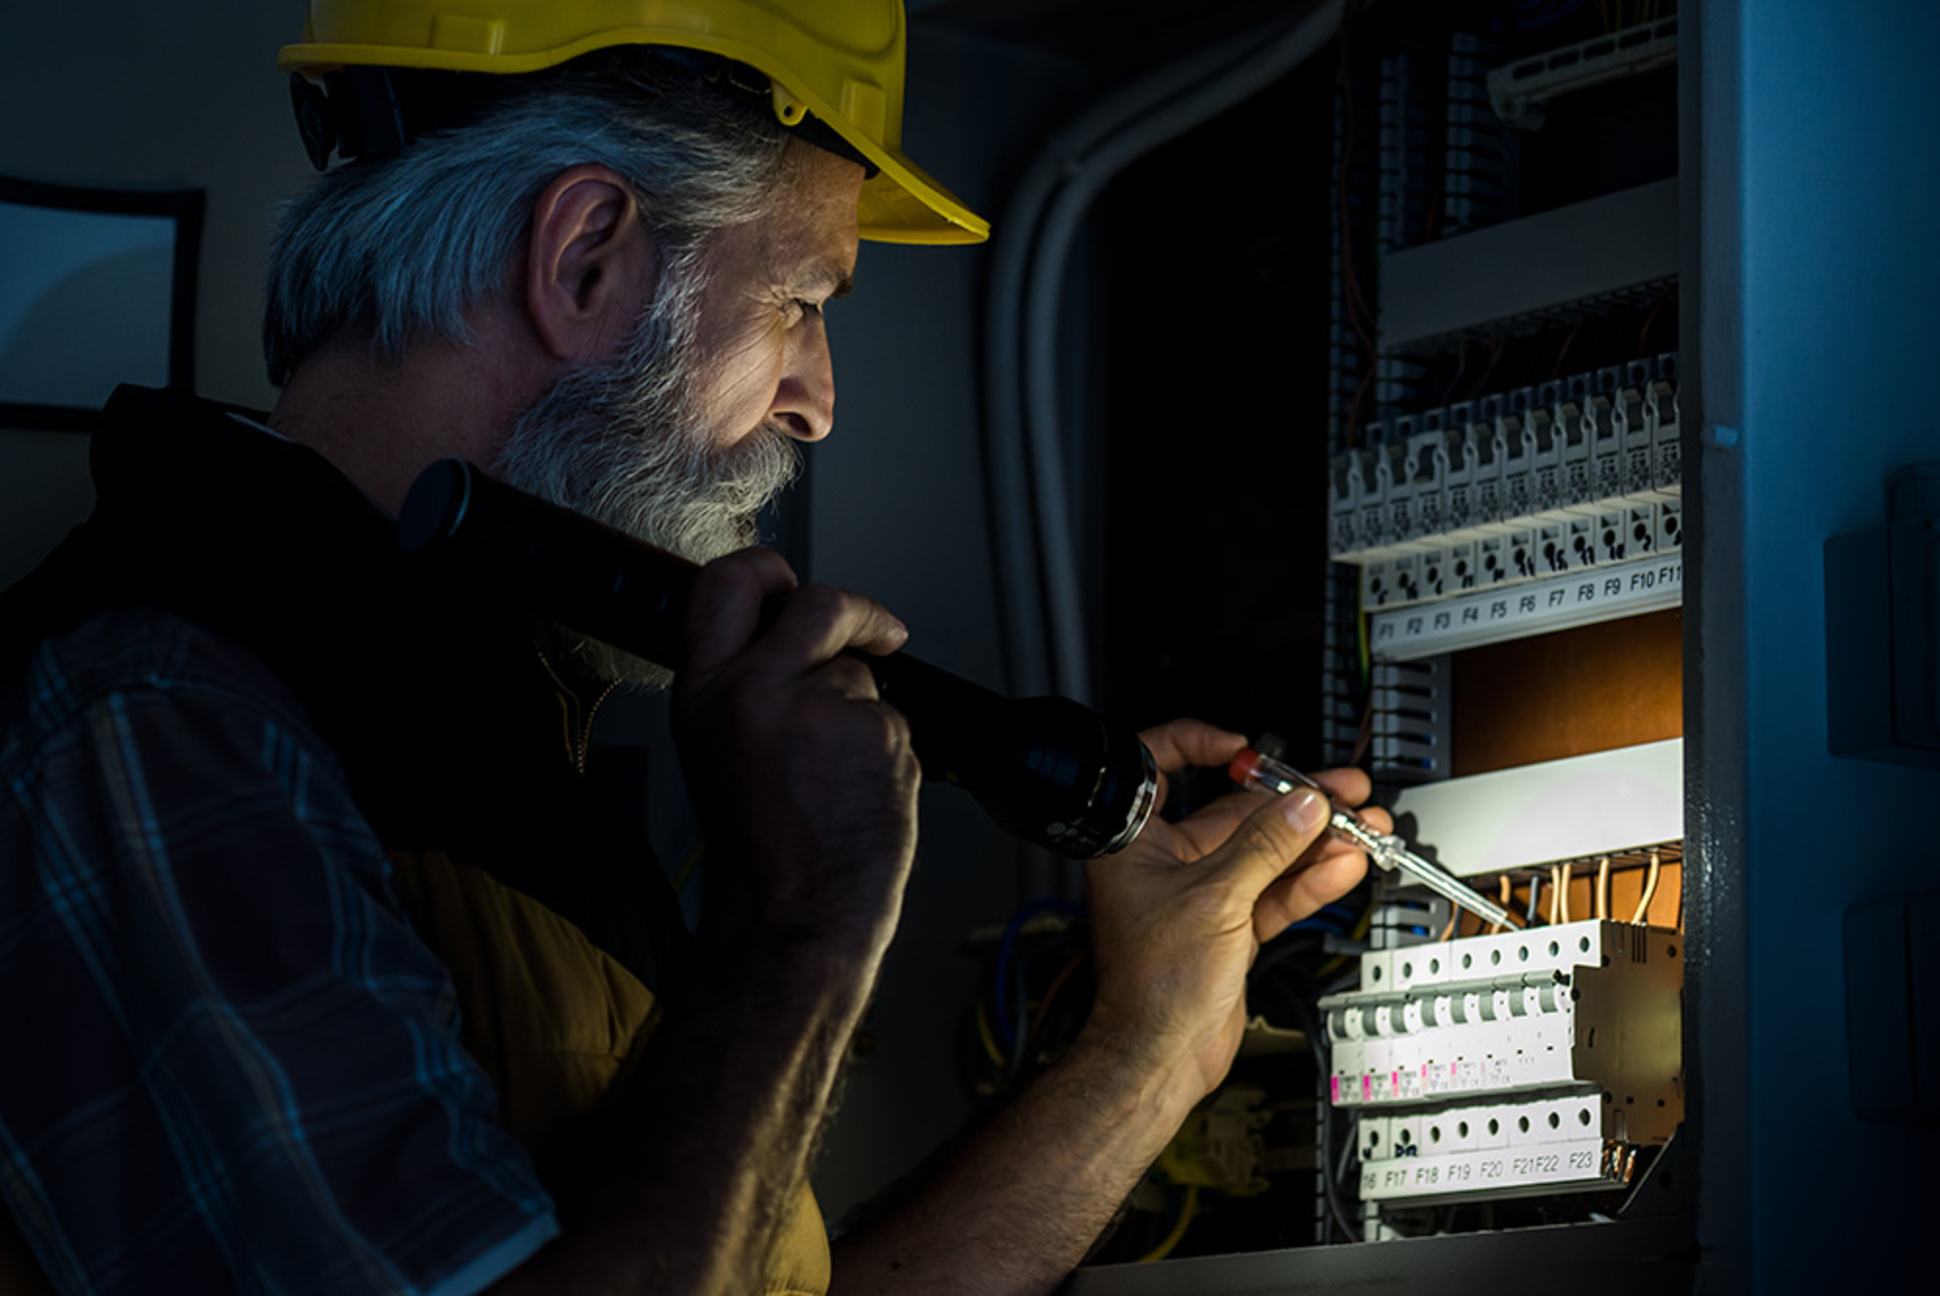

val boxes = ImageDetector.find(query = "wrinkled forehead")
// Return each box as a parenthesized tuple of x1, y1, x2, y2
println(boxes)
(760, 140, 865, 285)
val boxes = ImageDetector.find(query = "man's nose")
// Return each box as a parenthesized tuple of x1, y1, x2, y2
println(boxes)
(771, 314, 835, 441)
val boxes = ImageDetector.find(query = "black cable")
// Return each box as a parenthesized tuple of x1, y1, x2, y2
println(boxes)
(1280, 990, 1358, 1244)
(1249, 929, 1332, 983)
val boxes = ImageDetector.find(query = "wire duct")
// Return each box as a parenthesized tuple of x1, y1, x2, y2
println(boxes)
(981, 0, 1352, 702)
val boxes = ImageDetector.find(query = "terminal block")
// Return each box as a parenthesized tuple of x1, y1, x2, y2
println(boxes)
(1331, 357, 1682, 615)
(1319, 919, 1681, 1205)
(1368, 657, 1449, 783)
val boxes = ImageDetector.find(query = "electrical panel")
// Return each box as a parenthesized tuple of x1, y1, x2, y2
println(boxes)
(1331, 357, 1682, 662)
(1083, 0, 1694, 1276)
(1312, 0, 1688, 1254)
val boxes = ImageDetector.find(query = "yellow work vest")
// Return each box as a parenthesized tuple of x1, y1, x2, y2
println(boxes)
(390, 850, 833, 1295)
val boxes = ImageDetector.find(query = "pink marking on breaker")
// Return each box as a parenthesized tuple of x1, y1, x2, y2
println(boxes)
(1331, 1076, 1341, 1104)
(1390, 1070, 1401, 1098)
(1362, 1074, 1373, 1102)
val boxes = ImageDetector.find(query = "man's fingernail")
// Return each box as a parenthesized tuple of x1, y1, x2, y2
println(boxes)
(1283, 788, 1327, 831)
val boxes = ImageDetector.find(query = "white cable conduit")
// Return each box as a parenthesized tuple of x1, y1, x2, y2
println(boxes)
(982, 0, 1350, 704)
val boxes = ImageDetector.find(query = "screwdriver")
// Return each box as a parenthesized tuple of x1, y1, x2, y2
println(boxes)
(1229, 747, 1517, 929)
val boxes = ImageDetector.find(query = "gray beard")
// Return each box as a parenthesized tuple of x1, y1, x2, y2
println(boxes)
(493, 250, 801, 689)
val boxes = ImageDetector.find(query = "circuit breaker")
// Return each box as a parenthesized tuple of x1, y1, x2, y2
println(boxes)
(1321, 919, 1681, 1205)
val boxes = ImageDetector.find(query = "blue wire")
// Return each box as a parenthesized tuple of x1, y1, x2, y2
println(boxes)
(994, 898, 1083, 1053)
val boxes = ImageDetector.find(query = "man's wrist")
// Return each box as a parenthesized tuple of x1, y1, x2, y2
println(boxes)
(1050, 1023, 1205, 1161)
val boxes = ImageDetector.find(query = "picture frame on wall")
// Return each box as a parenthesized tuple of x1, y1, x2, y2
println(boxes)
(0, 176, 204, 432)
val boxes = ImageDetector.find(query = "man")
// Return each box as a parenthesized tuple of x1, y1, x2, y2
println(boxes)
(0, 4, 1381, 1292)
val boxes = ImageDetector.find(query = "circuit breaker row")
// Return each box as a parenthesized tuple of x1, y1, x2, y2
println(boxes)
(1329, 356, 1682, 611)
(1354, 1091, 1632, 1203)
(1320, 920, 1682, 1205)
(1357, 496, 1682, 616)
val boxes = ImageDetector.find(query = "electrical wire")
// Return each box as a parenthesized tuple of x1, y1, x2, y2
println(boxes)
(1525, 872, 1544, 925)
(1549, 317, 1585, 379)
(974, 999, 1005, 1068)
(1638, 290, 1670, 355)
(1008, 936, 1083, 1082)
(1356, 590, 1371, 685)
(1596, 857, 1611, 921)
(1029, 954, 1088, 1044)
(1136, 1185, 1200, 1263)
(994, 898, 1083, 1053)
(1632, 848, 1662, 924)
(1558, 862, 1572, 923)
(1281, 991, 1358, 1243)
(1350, 688, 1375, 768)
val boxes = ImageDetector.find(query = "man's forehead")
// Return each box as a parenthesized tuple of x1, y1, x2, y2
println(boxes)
(769, 142, 864, 284)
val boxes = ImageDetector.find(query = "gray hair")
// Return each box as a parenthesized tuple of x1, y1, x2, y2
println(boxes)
(263, 58, 789, 385)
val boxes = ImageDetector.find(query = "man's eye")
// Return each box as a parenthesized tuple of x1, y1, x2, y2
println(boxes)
(791, 298, 822, 320)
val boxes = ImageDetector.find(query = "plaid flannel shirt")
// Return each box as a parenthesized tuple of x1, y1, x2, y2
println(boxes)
(0, 607, 558, 1295)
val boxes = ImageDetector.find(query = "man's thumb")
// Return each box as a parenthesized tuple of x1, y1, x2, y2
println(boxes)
(1214, 787, 1329, 894)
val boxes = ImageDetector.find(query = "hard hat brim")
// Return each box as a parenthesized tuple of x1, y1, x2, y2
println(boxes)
(280, 33, 989, 246)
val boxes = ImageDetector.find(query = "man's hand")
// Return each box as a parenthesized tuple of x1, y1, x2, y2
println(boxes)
(1082, 719, 1386, 1113)
(828, 719, 1387, 1295)
(672, 547, 921, 961)
(502, 550, 920, 1294)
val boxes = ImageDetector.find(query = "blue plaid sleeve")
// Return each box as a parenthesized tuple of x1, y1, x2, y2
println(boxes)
(0, 609, 559, 1296)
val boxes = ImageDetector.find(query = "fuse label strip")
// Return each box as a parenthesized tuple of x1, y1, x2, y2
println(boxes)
(1369, 550, 1681, 661)
(1359, 1135, 1621, 1202)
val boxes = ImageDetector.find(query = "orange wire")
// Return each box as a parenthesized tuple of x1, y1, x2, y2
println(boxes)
(1028, 954, 1088, 1043)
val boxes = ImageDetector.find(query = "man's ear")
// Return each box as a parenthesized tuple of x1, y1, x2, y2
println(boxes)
(524, 164, 655, 364)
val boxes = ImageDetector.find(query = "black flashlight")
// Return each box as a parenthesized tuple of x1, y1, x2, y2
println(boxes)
(397, 459, 1158, 857)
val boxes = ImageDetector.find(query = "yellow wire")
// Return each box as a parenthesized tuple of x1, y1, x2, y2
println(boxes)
(1632, 849, 1662, 924)
(974, 999, 1005, 1067)
(1137, 1185, 1200, 1263)
(1357, 585, 1371, 682)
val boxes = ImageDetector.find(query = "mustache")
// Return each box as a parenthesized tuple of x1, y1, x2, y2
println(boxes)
(698, 420, 802, 517)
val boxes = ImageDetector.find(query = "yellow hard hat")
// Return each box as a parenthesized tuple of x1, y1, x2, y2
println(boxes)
(279, 0, 987, 245)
